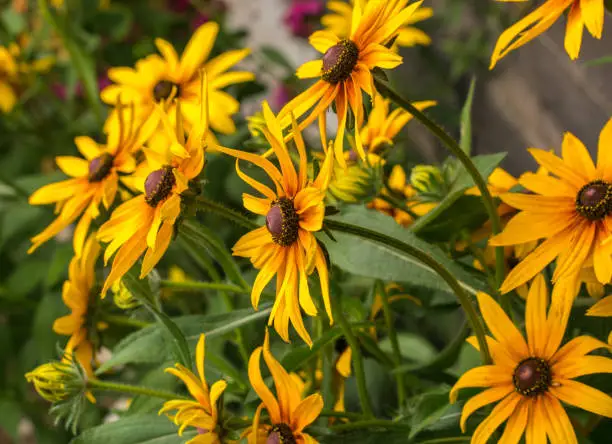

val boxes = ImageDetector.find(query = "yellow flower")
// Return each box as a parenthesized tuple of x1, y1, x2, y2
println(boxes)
(101, 22, 254, 137)
(25, 361, 76, 403)
(112, 280, 140, 310)
(361, 93, 436, 154)
(489, 119, 612, 295)
(216, 103, 334, 346)
(368, 165, 435, 227)
(490, 0, 605, 68)
(247, 330, 323, 444)
(53, 234, 101, 379)
(160, 334, 227, 443)
(326, 153, 383, 203)
(451, 275, 612, 444)
(322, 0, 433, 51)
(97, 88, 208, 295)
(279, 0, 425, 167)
(28, 102, 156, 256)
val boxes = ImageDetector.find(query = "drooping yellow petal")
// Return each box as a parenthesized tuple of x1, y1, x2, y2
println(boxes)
(450, 365, 513, 403)
(471, 393, 522, 444)
(459, 384, 514, 432)
(248, 346, 281, 424)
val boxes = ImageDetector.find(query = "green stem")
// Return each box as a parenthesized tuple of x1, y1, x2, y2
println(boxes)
(87, 379, 188, 401)
(374, 78, 508, 308)
(101, 315, 151, 329)
(160, 280, 251, 295)
(375, 281, 406, 407)
(330, 419, 411, 432)
(196, 196, 258, 230)
(332, 295, 374, 418)
(325, 218, 491, 365)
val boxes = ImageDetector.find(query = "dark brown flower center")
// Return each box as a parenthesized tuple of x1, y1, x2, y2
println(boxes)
(575, 180, 612, 220)
(266, 197, 299, 247)
(513, 357, 551, 396)
(267, 423, 296, 444)
(321, 39, 359, 84)
(153, 80, 180, 102)
(145, 165, 176, 207)
(88, 153, 114, 182)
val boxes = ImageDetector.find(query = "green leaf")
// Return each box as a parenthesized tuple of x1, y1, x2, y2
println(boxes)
(411, 153, 506, 234)
(416, 438, 471, 444)
(321, 429, 411, 444)
(459, 78, 476, 155)
(0, 398, 22, 440)
(584, 55, 612, 67)
(70, 414, 196, 444)
(323, 207, 486, 295)
(379, 333, 437, 363)
(408, 388, 457, 440)
(260, 45, 294, 72)
(180, 221, 249, 290)
(123, 268, 191, 369)
(96, 307, 271, 374)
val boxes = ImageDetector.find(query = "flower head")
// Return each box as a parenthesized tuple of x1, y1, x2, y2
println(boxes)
(322, 0, 433, 51)
(490, 118, 612, 295)
(279, 0, 425, 167)
(101, 22, 253, 138)
(218, 103, 334, 345)
(490, 0, 605, 68)
(160, 334, 227, 443)
(25, 361, 77, 403)
(451, 275, 612, 443)
(98, 82, 209, 295)
(53, 234, 101, 378)
(28, 101, 156, 256)
(248, 330, 324, 443)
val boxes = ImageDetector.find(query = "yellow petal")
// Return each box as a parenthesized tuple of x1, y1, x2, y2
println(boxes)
(525, 274, 549, 357)
(459, 384, 514, 432)
(541, 394, 578, 444)
(179, 22, 219, 81)
(450, 365, 512, 403)
(471, 392, 522, 444)
(587, 295, 612, 316)
(290, 393, 323, 433)
(248, 345, 281, 424)
(498, 398, 529, 444)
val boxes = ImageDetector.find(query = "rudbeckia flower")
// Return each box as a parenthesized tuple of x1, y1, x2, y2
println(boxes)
(53, 234, 101, 383)
(97, 89, 208, 295)
(101, 22, 254, 137)
(451, 275, 612, 444)
(490, 0, 605, 69)
(279, 0, 424, 167)
(28, 102, 156, 256)
(322, 0, 433, 51)
(160, 334, 228, 443)
(216, 103, 334, 346)
(489, 118, 612, 295)
(247, 330, 323, 443)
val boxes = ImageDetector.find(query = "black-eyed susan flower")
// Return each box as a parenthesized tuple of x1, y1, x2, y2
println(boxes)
(28, 103, 156, 256)
(490, 0, 605, 69)
(451, 275, 612, 444)
(97, 93, 208, 295)
(160, 334, 227, 443)
(322, 0, 433, 51)
(489, 118, 612, 295)
(101, 22, 253, 137)
(247, 330, 323, 443)
(216, 103, 334, 346)
(279, 0, 425, 167)
(53, 234, 102, 380)
(25, 360, 80, 403)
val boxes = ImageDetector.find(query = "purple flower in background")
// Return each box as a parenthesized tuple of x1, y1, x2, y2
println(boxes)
(168, 0, 191, 13)
(271, 83, 291, 111)
(52, 73, 111, 101)
(191, 13, 210, 30)
(284, 0, 324, 38)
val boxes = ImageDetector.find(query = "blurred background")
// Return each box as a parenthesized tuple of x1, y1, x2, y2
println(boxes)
(0, 0, 611, 442)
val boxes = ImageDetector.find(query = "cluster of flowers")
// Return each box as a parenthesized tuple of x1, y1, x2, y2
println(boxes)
(21, 1, 612, 444)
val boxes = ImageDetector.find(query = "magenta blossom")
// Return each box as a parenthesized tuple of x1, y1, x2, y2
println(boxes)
(284, 0, 324, 38)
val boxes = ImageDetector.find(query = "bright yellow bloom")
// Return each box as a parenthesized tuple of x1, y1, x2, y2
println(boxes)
(247, 330, 323, 444)
(490, 118, 612, 295)
(368, 165, 435, 227)
(101, 22, 253, 137)
(451, 275, 612, 444)
(361, 93, 436, 153)
(97, 89, 208, 295)
(25, 361, 76, 403)
(53, 234, 101, 378)
(217, 103, 334, 346)
(322, 0, 433, 51)
(28, 103, 156, 256)
(160, 334, 227, 443)
(280, 0, 425, 167)
(490, 0, 605, 69)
